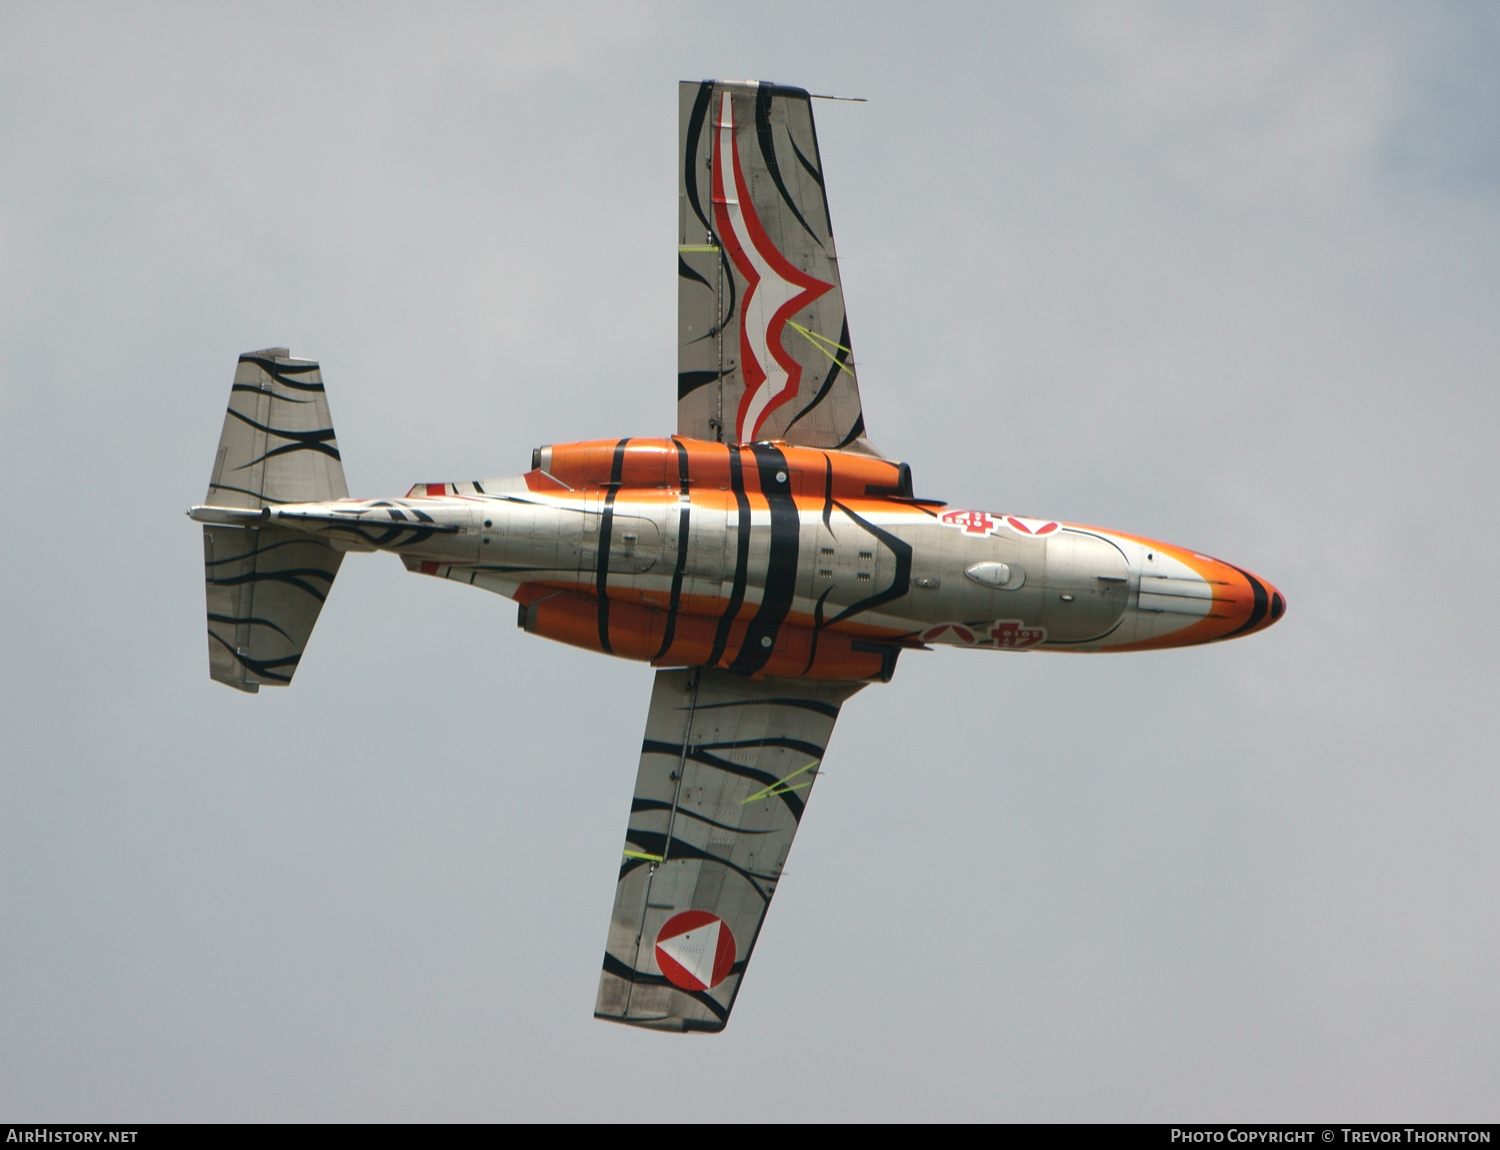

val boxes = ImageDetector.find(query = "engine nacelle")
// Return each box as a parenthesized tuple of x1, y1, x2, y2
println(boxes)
(518, 589, 901, 682)
(529, 437, 914, 502)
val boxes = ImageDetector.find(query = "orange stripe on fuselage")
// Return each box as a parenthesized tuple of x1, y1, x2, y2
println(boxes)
(506, 438, 1279, 664)
(513, 438, 922, 675)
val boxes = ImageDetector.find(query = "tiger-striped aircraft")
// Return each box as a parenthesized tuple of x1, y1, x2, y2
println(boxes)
(189, 80, 1284, 1032)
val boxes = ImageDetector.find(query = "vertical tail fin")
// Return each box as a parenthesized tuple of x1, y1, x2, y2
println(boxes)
(201, 350, 346, 692)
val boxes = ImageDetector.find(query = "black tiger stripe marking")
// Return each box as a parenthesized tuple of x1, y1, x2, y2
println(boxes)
(628, 797, 774, 835)
(727, 444, 799, 676)
(820, 454, 834, 530)
(802, 455, 838, 674)
(596, 438, 630, 654)
(206, 482, 288, 504)
(784, 317, 854, 434)
(695, 735, 826, 759)
(708, 446, 751, 667)
(692, 85, 736, 341)
(683, 81, 715, 234)
(208, 566, 337, 603)
(236, 354, 325, 392)
(820, 500, 913, 630)
(1221, 565, 1270, 638)
(230, 383, 313, 404)
(691, 696, 841, 719)
(679, 255, 712, 290)
(678, 369, 726, 399)
(206, 612, 291, 641)
(622, 830, 778, 901)
(207, 631, 299, 683)
(225, 408, 341, 464)
(755, 83, 820, 244)
(641, 736, 811, 822)
(358, 525, 436, 548)
(834, 412, 866, 449)
(787, 129, 832, 235)
(653, 439, 693, 661)
(202, 535, 317, 566)
(801, 586, 836, 675)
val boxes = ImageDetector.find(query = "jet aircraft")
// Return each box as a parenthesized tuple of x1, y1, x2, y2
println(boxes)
(189, 80, 1284, 1032)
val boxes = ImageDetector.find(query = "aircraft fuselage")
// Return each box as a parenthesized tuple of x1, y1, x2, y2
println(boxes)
(189, 72, 1289, 1034)
(195, 437, 1283, 682)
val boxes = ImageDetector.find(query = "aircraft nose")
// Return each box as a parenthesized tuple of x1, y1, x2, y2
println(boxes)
(1221, 563, 1284, 638)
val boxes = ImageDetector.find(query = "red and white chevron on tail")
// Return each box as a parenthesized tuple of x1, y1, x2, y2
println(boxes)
(712, 92, 834, 443)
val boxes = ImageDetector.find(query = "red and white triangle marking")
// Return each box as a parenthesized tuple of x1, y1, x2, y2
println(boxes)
(921, 622, 978, 645)
(655, 910, 736, 992)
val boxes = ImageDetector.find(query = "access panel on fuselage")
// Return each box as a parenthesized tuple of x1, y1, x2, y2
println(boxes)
(607, 516, 661, 574)
(1040, 530, 1129, 643)
(888, 521, 1048, 631)
(804, 515, 890, 620)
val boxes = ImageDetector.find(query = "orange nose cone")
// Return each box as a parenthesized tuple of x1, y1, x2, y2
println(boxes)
(1219, 563, 1284, 639)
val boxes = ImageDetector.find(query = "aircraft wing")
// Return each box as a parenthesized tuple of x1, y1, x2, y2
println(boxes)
(678, 80, 872, 452)
(595, 668, 864, 1032)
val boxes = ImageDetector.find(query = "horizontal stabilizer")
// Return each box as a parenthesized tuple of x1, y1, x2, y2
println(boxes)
(206, 349, 348, 508)
(203, 525, 342, 692)
(201, 350, 346, 692)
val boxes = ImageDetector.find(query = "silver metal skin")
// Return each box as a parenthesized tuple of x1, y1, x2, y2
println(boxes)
(191, 483, 1224, 656)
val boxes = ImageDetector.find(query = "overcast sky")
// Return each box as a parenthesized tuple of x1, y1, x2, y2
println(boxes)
(1, 1, 1496, 1122)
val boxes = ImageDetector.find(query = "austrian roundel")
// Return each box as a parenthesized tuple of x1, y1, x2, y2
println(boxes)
(654, 910, 736, 992)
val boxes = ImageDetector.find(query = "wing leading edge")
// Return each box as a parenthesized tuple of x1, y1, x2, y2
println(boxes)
(595, 668, 864, 1032)
(678, 80, 872, 453)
